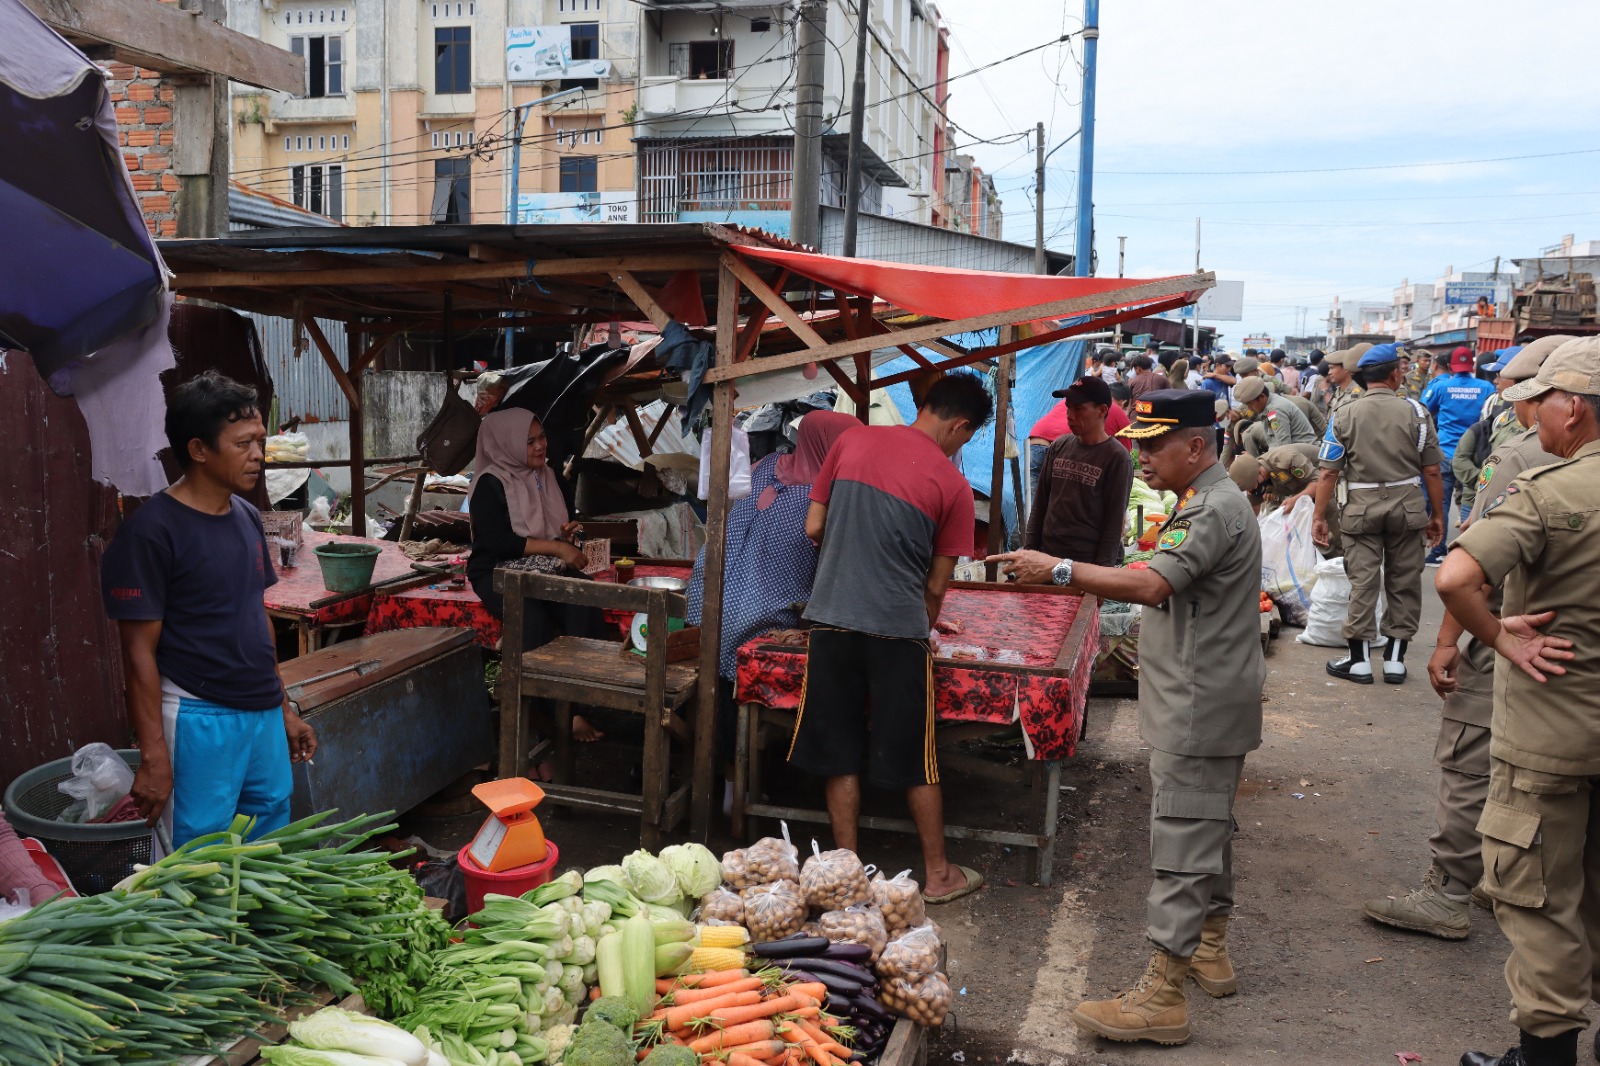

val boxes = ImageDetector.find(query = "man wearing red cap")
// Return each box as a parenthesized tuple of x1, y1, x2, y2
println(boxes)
(1421, 346, 1497, 564)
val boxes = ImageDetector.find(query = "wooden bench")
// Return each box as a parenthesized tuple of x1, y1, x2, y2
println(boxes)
(495, 570, 699, 848)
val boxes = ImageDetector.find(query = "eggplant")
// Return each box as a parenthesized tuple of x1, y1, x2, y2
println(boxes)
(825, 992, 856, 1015)
(850, 994, 893, 1022)
(780, 957, 875, 982)
(751, 935, 832, 958)
(822, 942, 874, 962)
(782, 968, 869, 995)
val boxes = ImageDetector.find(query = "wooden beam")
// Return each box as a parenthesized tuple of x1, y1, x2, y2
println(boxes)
(301, 315, 359, 410)
(820, 360, 865, 406)
(723, 255, 830, 350)
(169, 254, 722, 291)
(704, 273, 1215, 383)
(692, 258, 741, 840)
(348, 330, 393, 376)
(20, 0, 303, 93)
(611, 272, 672, 331)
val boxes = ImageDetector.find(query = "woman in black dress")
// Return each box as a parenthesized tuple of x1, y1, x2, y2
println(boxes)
(467, 407, 609, 741)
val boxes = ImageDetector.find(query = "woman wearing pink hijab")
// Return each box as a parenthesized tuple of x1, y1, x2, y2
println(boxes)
(686, 411, 860, 789)
(468, 408, 611, 740)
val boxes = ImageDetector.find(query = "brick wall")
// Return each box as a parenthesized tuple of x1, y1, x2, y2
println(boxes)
(106, 63, 179, 237)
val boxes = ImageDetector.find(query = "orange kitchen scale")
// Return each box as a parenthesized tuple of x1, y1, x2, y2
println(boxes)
(468, 778, 549, 872)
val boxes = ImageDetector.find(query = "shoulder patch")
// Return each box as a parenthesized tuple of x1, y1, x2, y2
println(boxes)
(1476, 462, 1495, 494)
(1157, 520, 1190, 551)
(1482, 482, 1521, 516)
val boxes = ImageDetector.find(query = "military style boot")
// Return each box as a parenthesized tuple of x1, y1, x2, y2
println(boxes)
(1383, 637, 1409, 684)
(1327, 638, 1373, 684)
(1188, 915, 1237, 997)
(1071, 949, 1192, 1045)
(1460, 1027, 1579, 1066)
(1362, 864, 1470, 940)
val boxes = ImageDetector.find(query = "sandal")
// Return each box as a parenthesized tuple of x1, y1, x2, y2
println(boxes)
(925, 865, 985, 905)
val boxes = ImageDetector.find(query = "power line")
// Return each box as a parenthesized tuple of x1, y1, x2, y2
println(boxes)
(1098, 147, 1600, 177)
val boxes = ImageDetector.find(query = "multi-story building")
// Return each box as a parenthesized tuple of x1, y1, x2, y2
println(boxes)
(631, 0, 953, 234)
(940, 153, 1002, 238)
(1326, 269, 1513, 346)
(228, 0, 639, 226)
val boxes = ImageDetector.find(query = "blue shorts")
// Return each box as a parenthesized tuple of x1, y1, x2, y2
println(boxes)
(164, 693, 292, 846)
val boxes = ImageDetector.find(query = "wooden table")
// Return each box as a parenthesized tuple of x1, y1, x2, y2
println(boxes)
(265, 530, 419, 656)
(733, 582, 1098, 886)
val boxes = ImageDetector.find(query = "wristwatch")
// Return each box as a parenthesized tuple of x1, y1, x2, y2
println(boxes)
(1051, 558, 1075, 587)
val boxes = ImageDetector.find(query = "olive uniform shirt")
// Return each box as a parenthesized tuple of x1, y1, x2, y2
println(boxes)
(1444, 427, 1563, 729)
(1327, 383, 1363, 418)
(1454, 439, 1600, 776)
(1257, 393, 1318, 449)
(1141, 463, 1266, 758)
(1320, 387, 1443, 485)
(1260, 444, 1321, 496)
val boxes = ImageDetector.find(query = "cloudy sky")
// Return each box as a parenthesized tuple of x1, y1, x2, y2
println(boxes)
(930, 0, 1600, 345)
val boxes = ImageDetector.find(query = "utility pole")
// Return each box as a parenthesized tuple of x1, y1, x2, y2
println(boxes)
(1113, 235, 1126, 351)
(1033, 122, 1046, 274)
(1073, 0, 1100, 276)
(841, 0, 871, 256)
(506, 87, 586, 222)
(1192, 217, 1203, 353)
(790, 0, 827, 249)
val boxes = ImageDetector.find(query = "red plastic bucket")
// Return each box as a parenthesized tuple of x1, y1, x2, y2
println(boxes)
(457, 839, 561, 916)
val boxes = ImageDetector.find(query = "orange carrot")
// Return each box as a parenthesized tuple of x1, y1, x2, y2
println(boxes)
(687, 1020, 777, 1054)
(778, 1021, 841, 1066)
(679, 968, 753, 988)
(688, 994, 802, 1030)
(785, 1005, 821, 1019)
(662, 991, 764, 1031)
(719, 1040, 787, 1060)
(589, 987, 603, 1002)
(670, 977, 765, 1005)
(728, 1054, 771, 1066)
(783, 983, 829, 1005)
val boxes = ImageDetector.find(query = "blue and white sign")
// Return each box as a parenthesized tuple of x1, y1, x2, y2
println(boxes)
(507, 27, 611, 82)
(1444, 282, 1498, 306)
(516, 192, 634, 225)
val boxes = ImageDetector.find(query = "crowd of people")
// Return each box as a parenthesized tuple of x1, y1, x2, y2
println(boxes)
(1003, 335, 1600, 1066)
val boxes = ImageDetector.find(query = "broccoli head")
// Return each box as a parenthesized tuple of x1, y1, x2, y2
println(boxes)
(566, 1017, 633, 1066)
(583, 996, 641, 1033)
(641, 1045, 701, 1066)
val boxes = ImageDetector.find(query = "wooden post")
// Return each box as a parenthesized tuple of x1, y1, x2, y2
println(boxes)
(853, 354, 871, 425)
(985, 337, 1014, 580)
(347, 322, 366, 536)
(691, 258, 740, 839)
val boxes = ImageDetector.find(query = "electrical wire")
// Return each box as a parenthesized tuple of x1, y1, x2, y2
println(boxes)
(1098, 147, 1600, 177)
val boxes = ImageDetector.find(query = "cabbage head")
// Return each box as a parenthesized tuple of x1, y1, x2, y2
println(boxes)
(621, 849, 683, 906)
(658, 843, 721, 899)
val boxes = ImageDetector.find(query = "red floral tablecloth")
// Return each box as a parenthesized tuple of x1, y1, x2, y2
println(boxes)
(362, 562, 696, 648)
(265, 530, 416, 627)
(735, 587, 1096, 761)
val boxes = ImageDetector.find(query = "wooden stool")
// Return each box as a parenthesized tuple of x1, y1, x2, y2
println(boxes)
(494, 570, 698, 848)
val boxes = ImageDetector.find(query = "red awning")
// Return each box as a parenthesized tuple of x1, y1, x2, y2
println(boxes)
(731, 245, 1199, 322)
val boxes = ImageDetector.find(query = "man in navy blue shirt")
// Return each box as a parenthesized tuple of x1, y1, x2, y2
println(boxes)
(101, 372, 315, 846)
(1421, 347, 1498, 563)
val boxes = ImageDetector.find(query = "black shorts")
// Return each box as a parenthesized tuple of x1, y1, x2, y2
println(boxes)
(786, 626, 938, 790)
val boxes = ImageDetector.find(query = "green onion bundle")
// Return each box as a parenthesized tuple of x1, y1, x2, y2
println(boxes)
(118, 811, 452, 1018)
(0, 890, 286, 1064)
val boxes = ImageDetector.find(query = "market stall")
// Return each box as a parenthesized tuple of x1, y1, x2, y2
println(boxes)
(732, 583, 1098, 886)
(159, 223, 1214, 839)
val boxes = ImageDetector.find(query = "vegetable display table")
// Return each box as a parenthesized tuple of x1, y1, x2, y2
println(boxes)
(182, 991, 372, 1066)
(733, 583, 1098, 886)
(266, 530, 417, 656)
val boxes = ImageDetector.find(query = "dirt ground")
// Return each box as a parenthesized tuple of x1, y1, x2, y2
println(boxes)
(396, 585, 1571, 1066)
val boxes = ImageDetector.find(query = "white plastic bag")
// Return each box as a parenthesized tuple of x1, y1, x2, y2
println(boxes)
(1297, 556, 1385, 647)
(698, 427, 752, 503)
(1259, 497, 1319, 622)
(56, 743, 133, 823)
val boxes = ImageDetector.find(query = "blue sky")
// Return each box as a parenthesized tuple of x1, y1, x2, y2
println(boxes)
(930, 0, 1600, 346)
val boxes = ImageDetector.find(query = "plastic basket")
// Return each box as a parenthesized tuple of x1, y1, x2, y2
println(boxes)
(3, 750, 151, 896)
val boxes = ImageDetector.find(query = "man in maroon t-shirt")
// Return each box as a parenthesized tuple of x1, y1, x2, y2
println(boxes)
(791, 372, 991, 904)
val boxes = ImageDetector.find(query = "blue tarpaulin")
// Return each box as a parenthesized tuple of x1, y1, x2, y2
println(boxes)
(872, 329, 1088, 546)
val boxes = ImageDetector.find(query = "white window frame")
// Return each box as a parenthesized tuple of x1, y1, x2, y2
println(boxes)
(290, 162, 344, 221)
